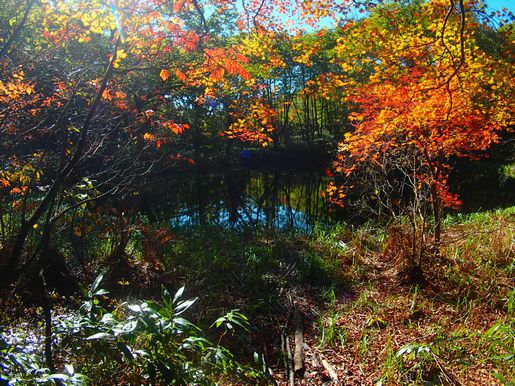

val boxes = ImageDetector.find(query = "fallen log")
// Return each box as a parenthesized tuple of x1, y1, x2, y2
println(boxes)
(293, 309, 305, 376)
(286, 334, 295, 386)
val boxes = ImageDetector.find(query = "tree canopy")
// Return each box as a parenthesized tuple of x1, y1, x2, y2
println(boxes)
(0, 0, 513, 274)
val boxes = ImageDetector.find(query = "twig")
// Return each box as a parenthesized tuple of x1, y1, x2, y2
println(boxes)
(305, 343, 340, 384)
(432, 352, 462, 386)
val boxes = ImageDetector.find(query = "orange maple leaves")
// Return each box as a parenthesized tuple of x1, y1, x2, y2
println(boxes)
(328, 0, 514, 208)
(222, 100, 276, 146)
(143, 119, 190, 149)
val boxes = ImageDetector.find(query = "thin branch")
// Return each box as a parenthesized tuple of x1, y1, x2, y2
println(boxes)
(0, 0, 35, 59)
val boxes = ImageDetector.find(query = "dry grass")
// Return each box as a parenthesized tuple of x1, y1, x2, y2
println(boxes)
(272, 207, 514, 385)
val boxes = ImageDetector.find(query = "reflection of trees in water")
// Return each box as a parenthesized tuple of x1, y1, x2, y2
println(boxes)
(224, 169, 244, 224)
(163, 168, 329, 230)
(146, 162, 513, 228)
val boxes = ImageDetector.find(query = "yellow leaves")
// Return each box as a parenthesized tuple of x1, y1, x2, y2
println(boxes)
(269, 56, 286, 69)
(112, 49, 127, 68)
(160, 69, 170, 81)
(223, 100, 276, 145)
(41, 0, 118, 46)
(325, 182, 346, 207)
(348, 113, 364, 122)
(143, 132, 155, 140)
(292, 41, 320, 67)
(0, 71, 35, 104)
(340, 62, 353, 72)
(0, 158, 43, 195)
(203, 87, 215, 99)
(240, 34, 269, 60)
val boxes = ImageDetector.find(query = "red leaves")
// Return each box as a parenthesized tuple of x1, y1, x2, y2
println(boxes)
(203, 48, 253, 82)
(235, 53, 249, 64)
(169, 153, 195, 165)
(164, 121, 189, 135)
(141, 118, 189, 150)
(237, 66, 252, 81)
(183, 31, 200, 52)
(173, 0, 185, 13)
(210, 67, 225, 82)
(221, 58, 252, 81)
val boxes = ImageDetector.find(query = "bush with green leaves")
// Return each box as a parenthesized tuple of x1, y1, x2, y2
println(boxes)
(0, 327, 87, 385)
(1, 271, 267, 385)
(67, 271, 267, 384)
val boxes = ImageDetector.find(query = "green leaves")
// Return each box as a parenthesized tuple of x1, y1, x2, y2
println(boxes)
(90, 269, 109, 298)
(396, 343, 432, 360)
(0, 331, 88, 385)
(73, 275, 264, 383)
(172, 285, 184, 304)
(482, 322, 514, 362)
(86, 332, 115, 340)
(212, 309, 250, 332)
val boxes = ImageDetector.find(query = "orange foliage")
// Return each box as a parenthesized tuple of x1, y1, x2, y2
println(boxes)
(329, 0, 514, 208)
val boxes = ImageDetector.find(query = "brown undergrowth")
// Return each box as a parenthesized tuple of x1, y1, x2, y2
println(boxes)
(271, 208, 513, 385)
(1, 208, 513, 385)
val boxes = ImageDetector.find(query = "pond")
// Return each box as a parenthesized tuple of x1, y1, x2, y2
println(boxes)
(160, 166, 333, 232)
(146, 157, 514, 233)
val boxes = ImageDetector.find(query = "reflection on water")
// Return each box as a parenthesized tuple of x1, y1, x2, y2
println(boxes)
(163, 168, 330, 232)
(149, 161, 513, 232)
(170, 200, 315, 231)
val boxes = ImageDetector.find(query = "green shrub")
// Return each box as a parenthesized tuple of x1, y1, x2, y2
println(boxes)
(1, 271, 266, 385)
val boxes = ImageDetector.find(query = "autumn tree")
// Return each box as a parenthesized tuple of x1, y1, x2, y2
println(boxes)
(328, 0, 513, 271)
(0, 0, 345, 280)
(0, 0, 194, 280)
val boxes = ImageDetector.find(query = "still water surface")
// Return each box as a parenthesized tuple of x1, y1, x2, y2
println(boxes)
(164, 168, 331, 232)
(154, 162, 513, 232)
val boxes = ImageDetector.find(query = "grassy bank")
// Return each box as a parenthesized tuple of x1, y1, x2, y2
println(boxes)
(1, 207, 513, 385)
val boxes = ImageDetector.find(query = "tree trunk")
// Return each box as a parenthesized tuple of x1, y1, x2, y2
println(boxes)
(430, 183, 442, 252)
(0, 39, 119, 283)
